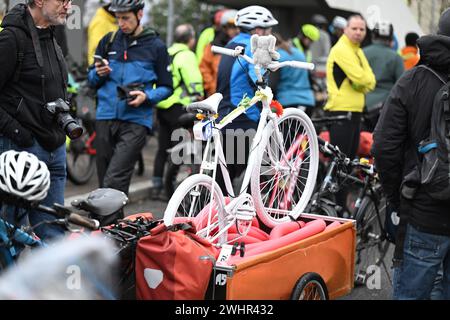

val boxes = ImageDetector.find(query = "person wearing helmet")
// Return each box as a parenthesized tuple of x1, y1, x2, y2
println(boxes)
(87, 0, 118, 65)
(331, 16, 347, 46)
(0, 0, 73, 240)
(200, 9, 239, 97)
(292, 24, 321, 63)
(310, 14, 331, 66)
(363, 21, 404, 132)
(215, 5, 278, 191)
(196, 8, 228, 64)
(88, 0, 173, 198)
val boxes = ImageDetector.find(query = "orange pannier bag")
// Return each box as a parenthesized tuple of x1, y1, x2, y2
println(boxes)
(135, 222, 219, 300)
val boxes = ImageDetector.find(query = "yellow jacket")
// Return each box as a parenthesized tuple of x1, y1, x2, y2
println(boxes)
(324, 34, 376, 112)
(87, 7, 118, 65)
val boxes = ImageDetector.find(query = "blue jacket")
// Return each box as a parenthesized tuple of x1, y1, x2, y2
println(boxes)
(216, 32, 259, 129)
(276, 47, 315, 108)
(88, 28, 173, 130)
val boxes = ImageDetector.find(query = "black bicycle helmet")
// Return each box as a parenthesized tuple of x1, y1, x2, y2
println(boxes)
(109, 0, 145, 13)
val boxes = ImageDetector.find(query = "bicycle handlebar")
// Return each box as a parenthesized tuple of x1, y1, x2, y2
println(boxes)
(211, 45, 243, 57)
(318, 138, 376, 176)
(211, 45, 315, 71)
(0, 193, 100, 231)
(311, 112, 352, 124)
(36, 204, 100, 231)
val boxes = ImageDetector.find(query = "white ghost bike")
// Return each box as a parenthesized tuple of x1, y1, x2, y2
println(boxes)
(163, 41, 320, 245)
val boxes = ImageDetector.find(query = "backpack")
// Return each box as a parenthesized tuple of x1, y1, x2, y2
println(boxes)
(401, 65, 450, 201)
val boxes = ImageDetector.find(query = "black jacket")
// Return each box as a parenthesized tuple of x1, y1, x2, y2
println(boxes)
(372, 34, 450, 235)
(0, 4, 67, 151)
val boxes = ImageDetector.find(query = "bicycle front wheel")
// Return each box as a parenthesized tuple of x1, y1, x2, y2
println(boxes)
(163, 174, 226, 242)
(252, 108, 319, 227)
(354, 194, 391, 286)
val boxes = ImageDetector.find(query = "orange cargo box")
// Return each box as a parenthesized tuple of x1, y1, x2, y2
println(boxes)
(206, 214, 356, 300)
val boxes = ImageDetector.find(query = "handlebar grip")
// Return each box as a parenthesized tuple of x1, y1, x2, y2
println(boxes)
(285, 61, 315, 70)
(211, 45, 241, 57)
(68, 213, 100, 230)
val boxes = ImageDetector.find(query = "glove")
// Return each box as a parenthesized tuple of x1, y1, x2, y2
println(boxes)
(2, 121, 34, 148)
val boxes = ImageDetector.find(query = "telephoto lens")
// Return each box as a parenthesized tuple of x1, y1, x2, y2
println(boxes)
(57, 113, 84, 139)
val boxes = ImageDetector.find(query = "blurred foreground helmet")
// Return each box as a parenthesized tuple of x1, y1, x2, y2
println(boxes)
(0, 151, 50, 202)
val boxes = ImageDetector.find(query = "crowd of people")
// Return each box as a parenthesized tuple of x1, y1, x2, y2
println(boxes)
(1, 0, 449, 300)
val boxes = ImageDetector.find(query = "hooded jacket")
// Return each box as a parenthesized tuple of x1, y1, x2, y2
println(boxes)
(0, 4, 67, 152)
(363, 41, 405, 111)
(372, 35, 450, 235)
(88, 27, 173, 130)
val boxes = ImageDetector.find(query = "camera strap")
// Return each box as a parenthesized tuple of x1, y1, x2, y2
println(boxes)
(25, 9, 68, 102)
(26, 11, 46, 102)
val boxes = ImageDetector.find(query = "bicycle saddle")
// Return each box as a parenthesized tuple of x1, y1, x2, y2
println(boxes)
(71, 188, 129, 217)
(186, 93, 222, 115)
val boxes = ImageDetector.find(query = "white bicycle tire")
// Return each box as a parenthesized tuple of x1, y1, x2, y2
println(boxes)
(163, 174, 226, 240)
(251, 108, 319, 227)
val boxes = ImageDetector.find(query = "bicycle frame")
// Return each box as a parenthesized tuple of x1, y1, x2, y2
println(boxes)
(0, 216, 43, 267)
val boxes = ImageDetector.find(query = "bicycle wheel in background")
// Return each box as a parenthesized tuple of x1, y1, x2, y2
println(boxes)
(252, 108, 319, 227)
(163, 174, 226, 242)
(66, 123, 96, 185)
(354, 193, 391, 286)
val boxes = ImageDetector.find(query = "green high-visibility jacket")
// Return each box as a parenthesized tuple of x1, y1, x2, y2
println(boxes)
(158, 43, 204, 109)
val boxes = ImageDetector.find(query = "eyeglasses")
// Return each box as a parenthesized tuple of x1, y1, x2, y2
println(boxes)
(55, 0, 72, 7)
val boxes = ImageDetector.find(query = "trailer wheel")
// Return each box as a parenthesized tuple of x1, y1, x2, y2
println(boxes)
(290, 272, 328, 300)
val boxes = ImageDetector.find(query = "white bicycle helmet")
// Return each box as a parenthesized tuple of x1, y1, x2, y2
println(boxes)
(0, 151, 50, 202)
(235, 5, 278, 30)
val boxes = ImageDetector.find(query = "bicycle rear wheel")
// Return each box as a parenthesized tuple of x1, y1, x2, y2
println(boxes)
(66, 124, 96, 185)
(252, 108, 319, 227)
(354, 194, 391, 286)
(163, 174, 226, 242)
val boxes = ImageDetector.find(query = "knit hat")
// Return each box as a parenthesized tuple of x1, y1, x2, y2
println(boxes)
(438, 8, 450, 36)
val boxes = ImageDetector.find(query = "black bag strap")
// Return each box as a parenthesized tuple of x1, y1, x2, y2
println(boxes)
(101, 30, 118, 59)
(3, 27, 27, 83)
(170, 49, 186, 91)
(418, 65, 450, 137)
(417, 65, 446, 84)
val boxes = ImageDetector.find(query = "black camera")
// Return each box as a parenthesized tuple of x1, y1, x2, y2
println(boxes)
(117, 83, 145, 102)
(45, 98, 83, 140)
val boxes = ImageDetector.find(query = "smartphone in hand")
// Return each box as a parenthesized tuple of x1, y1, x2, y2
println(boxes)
(93, 55, 106, 66)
